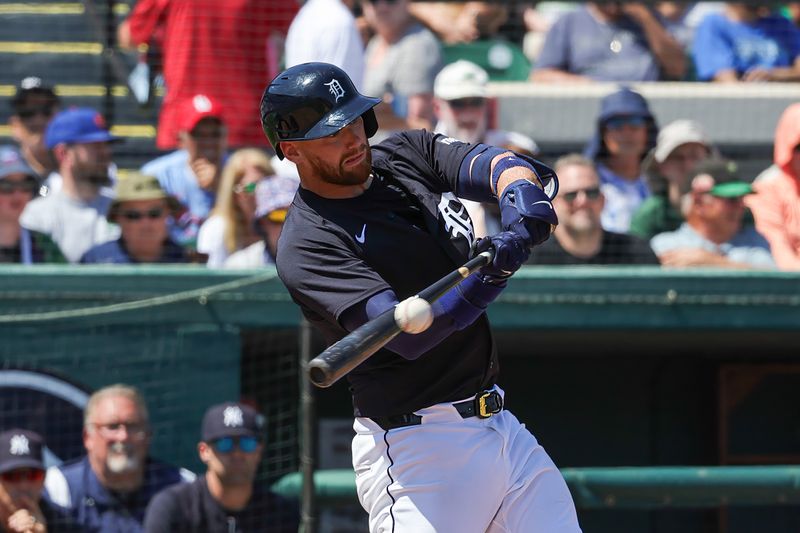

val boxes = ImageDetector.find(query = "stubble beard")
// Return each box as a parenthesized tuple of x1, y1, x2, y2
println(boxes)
(314, 146, 372, 187)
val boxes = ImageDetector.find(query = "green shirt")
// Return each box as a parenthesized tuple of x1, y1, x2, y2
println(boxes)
(629, 195, 683, 240)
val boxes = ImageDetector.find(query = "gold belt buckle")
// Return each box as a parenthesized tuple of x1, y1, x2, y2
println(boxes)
(477, 391, 501, 418)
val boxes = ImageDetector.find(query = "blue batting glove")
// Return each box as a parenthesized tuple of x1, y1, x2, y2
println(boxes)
(499, 180, 559, 247)
(472, 231, 531, 284)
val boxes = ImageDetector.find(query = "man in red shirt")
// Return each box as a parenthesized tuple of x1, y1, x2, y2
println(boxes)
(118, 0, 298, 149)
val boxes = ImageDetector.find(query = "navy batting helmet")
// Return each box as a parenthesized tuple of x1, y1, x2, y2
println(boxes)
(260, 63, 381, 159)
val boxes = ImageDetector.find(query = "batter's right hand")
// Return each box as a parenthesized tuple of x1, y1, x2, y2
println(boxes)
(472, 231, 530, 283)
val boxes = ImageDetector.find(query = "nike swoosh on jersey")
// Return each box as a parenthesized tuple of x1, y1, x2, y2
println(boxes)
(355, 224, 367, 244)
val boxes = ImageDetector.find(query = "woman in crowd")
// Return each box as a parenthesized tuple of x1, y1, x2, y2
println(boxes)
(197, 148, 272, 267)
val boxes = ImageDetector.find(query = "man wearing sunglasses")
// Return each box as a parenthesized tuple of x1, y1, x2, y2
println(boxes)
(143, 402, 298, 532)
(223, 175, 299, 269)
(8, 77, 60, 180)
(529, 154, 659, 265)
(0, 146, 65, 265)
(80, 173, 187, 264)
(0, 429, 78, 533)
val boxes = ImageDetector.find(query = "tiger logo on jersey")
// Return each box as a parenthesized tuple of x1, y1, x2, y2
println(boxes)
(437, 193, 474, 245)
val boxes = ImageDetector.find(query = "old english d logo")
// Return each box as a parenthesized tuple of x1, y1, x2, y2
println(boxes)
(437, 193, 474, 244)
(324, 79, 345, 102)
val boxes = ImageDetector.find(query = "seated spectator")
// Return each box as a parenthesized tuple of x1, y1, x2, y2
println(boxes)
(522, 2, 580, 63)
(197, 149, 273, 268)
(651, 159, 775, 269)
(584, 87, 658, 233)
(531, 2, 686, 82)
(0, 146, 65, 264)
(19, 108, 121, 263)
(409, 2, 509, 44)
(529, 154, 659, 265)
(745, 103, 800, 270)
(80, 173, 187, 264)
(630, 119, 714, 240)
(692, 3, 800, 82)
(143, 402, 299, 532)
(223, 175, 299, 269)
(432, 60, 541, 238)
(43, 384, 193, 533)
(362, 0, 442, 130)
(141, 95, 227, 250)
(8, 77, 59, 181)
(654, 2, 725, 49)
(0, 429, 76, 533)
(284, 0, 366, 90)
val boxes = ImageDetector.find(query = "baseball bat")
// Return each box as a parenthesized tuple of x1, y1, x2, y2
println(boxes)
(307, 249, 495, 388)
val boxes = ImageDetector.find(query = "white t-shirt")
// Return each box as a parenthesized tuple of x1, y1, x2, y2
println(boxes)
(19, 190, 120, 263)
(223, 241, 274, 269)
(284, 0, 365, 90)
(196, 215, 228, 268)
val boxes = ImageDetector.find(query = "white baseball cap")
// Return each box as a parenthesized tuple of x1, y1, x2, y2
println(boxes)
(434, 60, 488, 100)
(653, 120, 711, 163)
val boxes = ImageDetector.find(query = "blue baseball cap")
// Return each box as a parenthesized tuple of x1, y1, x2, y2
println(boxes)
(45, 107, 120, 149)
(0, 145, 37, 180)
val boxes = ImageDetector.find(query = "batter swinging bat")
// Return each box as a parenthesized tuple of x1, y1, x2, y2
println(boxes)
(307, 249, 495, 388)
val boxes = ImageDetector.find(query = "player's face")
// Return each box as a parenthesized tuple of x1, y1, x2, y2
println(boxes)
(285, 117, 372, 187)
(199, 438, 262, 487)
(658, 142, 709, 191)
(602, 115, 648, 158)
(84, 396, 150, 488)
(436, 98, 488, 145)
(553, 163, 604, 234)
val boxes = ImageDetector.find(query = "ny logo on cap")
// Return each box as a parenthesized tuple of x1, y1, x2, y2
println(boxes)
(324, 79, 345, 102)
(223, 406, 244, 427)
(9, 435, 30, 456)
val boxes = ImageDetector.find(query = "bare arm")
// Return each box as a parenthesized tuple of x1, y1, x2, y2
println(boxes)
(117, 19, 135, 50)
(623, 3, 686, 80)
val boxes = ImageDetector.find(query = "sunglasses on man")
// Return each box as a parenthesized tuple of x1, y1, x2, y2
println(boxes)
(212, 436, 260, 454)
(120, 207, 166, 221)
(0, 468, 45, 483)
(0, 177, 38, 195)
(561, 187, 602, 202)
(448, 97, 486, 110)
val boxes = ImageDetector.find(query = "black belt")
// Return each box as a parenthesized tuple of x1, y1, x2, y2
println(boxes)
(371, 390, 503, 431)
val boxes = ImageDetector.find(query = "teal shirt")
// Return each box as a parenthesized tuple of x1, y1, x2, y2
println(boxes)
(629, 195, 683, 241)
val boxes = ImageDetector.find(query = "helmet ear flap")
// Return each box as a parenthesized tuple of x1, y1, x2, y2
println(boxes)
(363, 109, 378, 138)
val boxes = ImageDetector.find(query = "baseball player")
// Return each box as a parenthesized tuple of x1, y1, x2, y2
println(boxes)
(260, 63, 581, 532)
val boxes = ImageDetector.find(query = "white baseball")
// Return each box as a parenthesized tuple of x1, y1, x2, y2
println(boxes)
(394, 296, 434, 334)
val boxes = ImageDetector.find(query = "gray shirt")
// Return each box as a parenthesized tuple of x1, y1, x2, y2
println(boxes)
(535, 6, 662, 81)
(19, 190, 120, 263)
(650, 222, 776, 268)
(363, 23, 442, 113)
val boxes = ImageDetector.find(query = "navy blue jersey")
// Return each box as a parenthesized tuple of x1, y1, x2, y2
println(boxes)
(277, 130, 499, 417)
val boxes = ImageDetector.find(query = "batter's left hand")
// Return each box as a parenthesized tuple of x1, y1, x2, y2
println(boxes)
(472, 231, 530, 283)
(499, 179, 558, 247)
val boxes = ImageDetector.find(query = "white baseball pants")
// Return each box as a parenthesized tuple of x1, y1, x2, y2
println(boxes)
(352, 388, 582, 532)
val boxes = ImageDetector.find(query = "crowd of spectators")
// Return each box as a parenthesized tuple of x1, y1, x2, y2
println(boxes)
(0, 384, 299, 532)
(2, 2, 798, 272)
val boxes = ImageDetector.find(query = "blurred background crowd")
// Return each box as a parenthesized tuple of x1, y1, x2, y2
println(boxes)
(1, 1, 799, 272)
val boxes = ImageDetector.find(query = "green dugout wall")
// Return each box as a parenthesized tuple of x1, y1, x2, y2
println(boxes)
(0, 265, 798, 532)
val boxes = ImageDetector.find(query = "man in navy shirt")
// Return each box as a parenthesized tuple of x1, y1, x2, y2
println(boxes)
(43, 385, 193, 533)
(261, 63, 581, 532)
(143, 402, 298, 532)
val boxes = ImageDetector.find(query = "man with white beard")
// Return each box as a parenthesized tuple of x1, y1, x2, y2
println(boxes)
(43, 385, 194, 532)
(433, 60, 541, 237)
